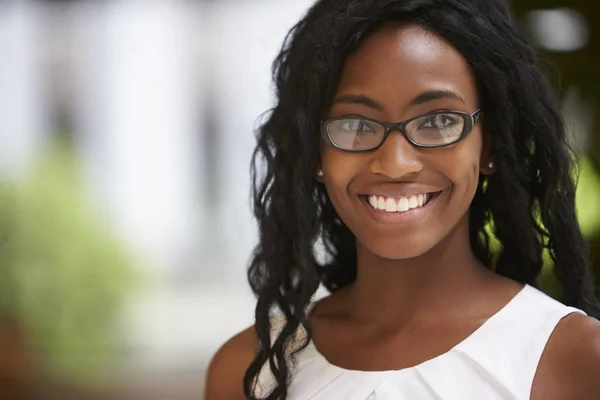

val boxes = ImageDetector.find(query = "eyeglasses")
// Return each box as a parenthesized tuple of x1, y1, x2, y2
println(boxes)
(320, 109, 483, 151)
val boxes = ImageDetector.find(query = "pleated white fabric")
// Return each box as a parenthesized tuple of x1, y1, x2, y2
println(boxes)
(255, 284, 586, 399)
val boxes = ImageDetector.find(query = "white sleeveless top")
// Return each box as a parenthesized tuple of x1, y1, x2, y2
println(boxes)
(255, 284, 586, 399)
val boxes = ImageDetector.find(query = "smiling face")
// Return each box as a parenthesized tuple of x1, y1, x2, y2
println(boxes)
(320, 23, 490, 260)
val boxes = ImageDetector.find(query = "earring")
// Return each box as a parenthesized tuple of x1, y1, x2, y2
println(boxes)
(317, 169, 324, 178)
(488, 161, 495, 169)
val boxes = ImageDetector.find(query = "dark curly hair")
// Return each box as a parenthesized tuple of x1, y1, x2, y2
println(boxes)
(244, 0, 600, 398)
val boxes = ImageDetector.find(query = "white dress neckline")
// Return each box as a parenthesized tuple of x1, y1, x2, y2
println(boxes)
(301, 283, 530, 374)
(256, 283, 586, 399)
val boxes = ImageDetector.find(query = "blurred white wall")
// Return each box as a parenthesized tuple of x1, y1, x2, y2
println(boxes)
(0, 1, 49, 179)
(70, 0, 204, 274)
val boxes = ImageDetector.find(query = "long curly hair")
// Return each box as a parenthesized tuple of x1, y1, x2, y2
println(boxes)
(244, 0, 600, 398)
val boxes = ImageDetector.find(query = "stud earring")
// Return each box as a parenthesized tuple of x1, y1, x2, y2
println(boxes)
(488, 161, 495, 169)
(317, 169, 324, 178)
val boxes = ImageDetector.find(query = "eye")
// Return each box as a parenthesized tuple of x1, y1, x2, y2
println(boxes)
(418, 114, 458, 129)
(341, 119, 378, 134)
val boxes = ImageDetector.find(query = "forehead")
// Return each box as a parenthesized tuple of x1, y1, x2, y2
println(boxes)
(336, 23, 478, 111)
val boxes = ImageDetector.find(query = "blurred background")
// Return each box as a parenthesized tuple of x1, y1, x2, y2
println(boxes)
(0, 0, 598, 398)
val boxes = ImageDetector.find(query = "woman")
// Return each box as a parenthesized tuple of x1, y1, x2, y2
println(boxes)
(205, 0, 600, 399)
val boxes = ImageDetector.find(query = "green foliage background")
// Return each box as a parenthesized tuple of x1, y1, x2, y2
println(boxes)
(0, 140, 137, 385)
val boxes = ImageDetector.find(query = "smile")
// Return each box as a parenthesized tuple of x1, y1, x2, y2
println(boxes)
(358, 191, 443, 224)
(366, 193, 432, 213)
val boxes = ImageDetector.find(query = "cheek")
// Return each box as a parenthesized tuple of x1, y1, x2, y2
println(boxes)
(321, 148, 364, 218)
(447, 133, 483, 201)
(321, 146, 363, 181)
(322, 149, 351, 191)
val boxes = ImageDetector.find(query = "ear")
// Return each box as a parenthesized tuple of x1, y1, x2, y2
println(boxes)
(479, 122, 495, 175)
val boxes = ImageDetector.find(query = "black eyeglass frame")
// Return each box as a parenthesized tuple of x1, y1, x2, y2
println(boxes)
(320, 109, 483, 152)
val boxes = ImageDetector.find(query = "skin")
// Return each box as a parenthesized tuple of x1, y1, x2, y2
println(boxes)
(205, 23, 600, 400)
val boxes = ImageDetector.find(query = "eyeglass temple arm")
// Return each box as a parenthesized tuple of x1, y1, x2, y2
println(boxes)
(473, 109, 483, 123)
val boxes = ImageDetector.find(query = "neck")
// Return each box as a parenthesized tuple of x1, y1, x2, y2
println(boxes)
(345, 216, 497, 326)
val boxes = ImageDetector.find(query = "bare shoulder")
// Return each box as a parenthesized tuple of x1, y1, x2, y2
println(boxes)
(531, 313, 600, 400)
(204, 325, 258, 400)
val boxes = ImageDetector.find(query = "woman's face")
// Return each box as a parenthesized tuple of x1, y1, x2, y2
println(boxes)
(321, 23, 489, 260)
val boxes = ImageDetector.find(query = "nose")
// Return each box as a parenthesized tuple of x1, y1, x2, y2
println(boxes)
(369, 130, 423, 179)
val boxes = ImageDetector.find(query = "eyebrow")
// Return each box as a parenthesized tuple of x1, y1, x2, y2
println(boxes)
(332, 90, 465, 111)
(409, 90, 465, 106)
(332, 94, 385, 111)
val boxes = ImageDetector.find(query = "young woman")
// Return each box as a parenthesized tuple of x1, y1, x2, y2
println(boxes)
(205, 0, 600, 399)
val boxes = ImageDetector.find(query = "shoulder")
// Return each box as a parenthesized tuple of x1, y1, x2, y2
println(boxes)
(204, 325, 258, 400)
(531, 312, 600, 400)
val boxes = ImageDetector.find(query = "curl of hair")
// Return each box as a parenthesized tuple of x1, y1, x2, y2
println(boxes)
(244, 0, 600, 398)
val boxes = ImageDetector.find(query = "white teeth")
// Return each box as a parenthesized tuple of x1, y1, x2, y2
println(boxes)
(369, 195, 377, 208)
(397, 197, 409, 212)
(385, 198, 397, 212)
(366, 193, 432, 213)
(409, 195, 418, 209)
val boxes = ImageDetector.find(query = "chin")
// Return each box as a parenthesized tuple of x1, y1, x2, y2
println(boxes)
(360, 235, 437, 261)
